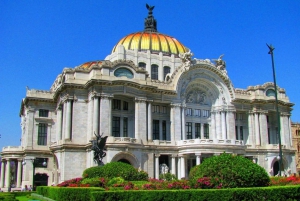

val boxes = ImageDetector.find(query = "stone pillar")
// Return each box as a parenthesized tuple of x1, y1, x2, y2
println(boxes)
(210, 112, 216, 139)
(200, 123, 204, 139)
(248, 112, 254, 146)
(100, 94, 113, 136)
(155, 154, 160, 179)
(170, 104, 181, 141)
(17, 160, 22, 188)
(215, 111, 222, 139)
(227, 111, 236, 140)
(5, 159, 11, 188)
(221, 111, 226, 139)
(177, 157, 181, 179)
(65, 100, 72, 140)
(280, 114, 286, 147)
(0, 160, 5, 188)
(56, 106, 62, 141)
(260, 112, 268, 145)
(181, 106, 186, 140)
(93, 96, 99, 135)
(180, 156, 185, 179)
(147, 101, 153, 141)
(171, 155, 176, 175)
(134, 97, 147, 141)
(254, 112, 260, 146)
(196, 154, 201, 165)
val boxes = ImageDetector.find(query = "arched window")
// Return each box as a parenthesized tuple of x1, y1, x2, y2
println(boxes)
(138, 62, 146, 68)
(163, 66, 170, 79)
(151, 64, 158, 80)
(266, 89, 275, 97)
(114, 68, 134, 79)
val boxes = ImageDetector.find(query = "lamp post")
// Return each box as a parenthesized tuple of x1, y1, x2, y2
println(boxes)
(22, 158, 47, 190)
(266, 44, 283, 176)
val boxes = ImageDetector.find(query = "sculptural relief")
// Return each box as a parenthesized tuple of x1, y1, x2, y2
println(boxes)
(186, 89, 206, 104)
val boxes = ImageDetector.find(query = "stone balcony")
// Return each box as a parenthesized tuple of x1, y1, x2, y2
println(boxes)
(177, 139, 244, 146)
(2, 146, 23, 152)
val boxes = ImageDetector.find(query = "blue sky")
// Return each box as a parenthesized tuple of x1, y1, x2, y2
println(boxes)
(1, 1, 299, 150)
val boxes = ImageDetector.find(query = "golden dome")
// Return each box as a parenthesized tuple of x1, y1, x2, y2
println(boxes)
(112, 31, 188, 55)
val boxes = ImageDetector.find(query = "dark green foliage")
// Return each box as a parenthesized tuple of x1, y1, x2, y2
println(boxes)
(91, 186, 300, 201)
(189, 153, 270, 188)
(82, 162, 148, 181)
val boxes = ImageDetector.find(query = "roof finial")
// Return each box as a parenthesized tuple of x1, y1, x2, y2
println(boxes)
(144, 4, 157, 32)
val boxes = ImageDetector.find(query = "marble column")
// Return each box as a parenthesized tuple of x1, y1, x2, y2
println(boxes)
(254, 113, 260, 145)
(0, 160, 5, 188)
(181, 106, 186, 140)
(56, 106, 62, 141)
(155, 154, 160, 179)
(227, 111, 235, 140)
(280, 114, 286, 147)
(259, 112, 268, 145)
(196, 154, 201, 165)
(248, 112, 254, 146)
(180, 156, 185, 179)
(65, 100, 72, 140)
(134, 97, 147, 141)
(200, 123, 204, 139)
(93, 96, 99, 135)
(170, 104, 181, 141)
(171, 155, 176, 175)
(147, 101, 153, 141)
(177, 157, 181, 179)
(100, 94, 113, 137)
(5, 159, 11, 188)
(17, 160, 22, 188)
(216, 112, 222, 139)
(210, 112, 216, 139)
(221, 111, 226, 139)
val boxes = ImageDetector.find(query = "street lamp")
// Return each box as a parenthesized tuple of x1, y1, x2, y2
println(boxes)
(22, 158, 47, 190)
(266, 44, 283, 176)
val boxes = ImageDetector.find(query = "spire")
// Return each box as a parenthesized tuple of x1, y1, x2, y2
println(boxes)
(144, 4, 157, 32)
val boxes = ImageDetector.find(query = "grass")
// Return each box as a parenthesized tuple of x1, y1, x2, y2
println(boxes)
(16, 195, 40, 201)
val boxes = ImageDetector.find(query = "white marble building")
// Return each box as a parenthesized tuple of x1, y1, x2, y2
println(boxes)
(0, 6, 296, 189)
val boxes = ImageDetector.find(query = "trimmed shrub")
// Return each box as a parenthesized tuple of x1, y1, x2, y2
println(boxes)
(81, 177, 107, 187)
(189, 153, 270, 188)
(159, 173, 177, 181)
(107, 177, 125, 187)
(82, 162, 148, 181)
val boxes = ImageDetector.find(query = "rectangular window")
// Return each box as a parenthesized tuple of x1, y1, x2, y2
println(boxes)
(153, 120, 159, 140)
(195, 123, 201, 138)
(235, 126, 239, 140)
(186, 108, 192, 116)
(112, 99, 121, 110)
(194, 109, 201, 117)
(240, 126, 244, 140)
(38, 123, 47, 145)
(186, 122, 192, 139)
(152, 105, 160, 113)
(162, 120, 167, 140)
(163, 66, 170, 79)
(123, 117, 128, 137)
(203, 110, 210, 117)
(204, 124, 209, 139)
(162, 106, 167, 114)
(151, 65, 158, 80)
(123, 101, 128, 111)
(112, 117, 120, 137)
(39, 109, 49, 117)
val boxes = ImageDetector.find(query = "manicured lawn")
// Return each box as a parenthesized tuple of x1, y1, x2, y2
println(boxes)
(16, 196, 40, 201)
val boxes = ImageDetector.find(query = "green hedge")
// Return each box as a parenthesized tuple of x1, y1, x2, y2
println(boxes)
(91, 186, 300, 201)
(0, 192, 32, 201)
(36, 186, 105, 201)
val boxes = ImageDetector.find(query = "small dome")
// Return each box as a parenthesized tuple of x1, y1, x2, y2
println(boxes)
(112, 32, 187, 55)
